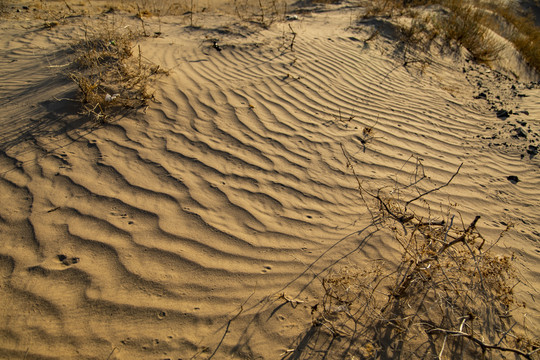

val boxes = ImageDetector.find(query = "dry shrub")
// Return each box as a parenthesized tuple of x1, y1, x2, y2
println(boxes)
(302, 155, 540, 359)
(310, 0, 344, 3)
(360, 0, 501, 63)
(70, 21, 164, 122)
(483, 3, 540, 73)
(360, 0, 511, 65)
(107, 0, 188, 16)
(436, 0, 502, 63)
(398, 16, 439, 51)
(233, 0, 286, 28)
(512, 32, 540, 73)
(0, 0, 7, 15)
(362, 0, 406, 18)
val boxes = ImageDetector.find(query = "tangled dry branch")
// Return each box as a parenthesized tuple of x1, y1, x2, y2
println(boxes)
(299, 147, 539, 359)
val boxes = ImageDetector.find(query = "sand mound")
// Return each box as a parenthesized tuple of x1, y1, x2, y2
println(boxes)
(0, 2, 539, 359)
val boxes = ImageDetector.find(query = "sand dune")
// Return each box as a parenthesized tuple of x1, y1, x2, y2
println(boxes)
(1, 2, 539, 359)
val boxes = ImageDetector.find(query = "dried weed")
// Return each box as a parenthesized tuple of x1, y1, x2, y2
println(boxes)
(69, 20, 165, 122)
(303, 153, 539, 359)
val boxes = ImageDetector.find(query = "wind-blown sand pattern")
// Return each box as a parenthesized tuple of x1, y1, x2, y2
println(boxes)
(1, 3, 539, 359)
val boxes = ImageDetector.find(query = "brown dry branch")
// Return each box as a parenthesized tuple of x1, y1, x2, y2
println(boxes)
(426, 328, 538, 359)
(189, 0, 195, 27)
(301, 148, 539, 359)
(288, 24, 296, 52)
(136, 4, 149, 36)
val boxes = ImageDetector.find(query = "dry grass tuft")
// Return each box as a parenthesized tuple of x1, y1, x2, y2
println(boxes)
(436, 0, 502, 63)
(310, 0, 344, 4)
(359, 0, 539, 67)
(108, 0, 188, 16)
(0, 0, 8, 15)
(482, 3, 540, 73)
(362, 0, 406, 19)
(69, 20, 165, 122)
(233, 0, 287, 28)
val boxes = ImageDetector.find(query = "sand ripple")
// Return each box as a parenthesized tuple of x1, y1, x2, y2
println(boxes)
(1, 10, 539, 360)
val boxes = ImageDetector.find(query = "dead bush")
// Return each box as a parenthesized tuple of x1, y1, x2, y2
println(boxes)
(436, 0, 502, 63)
(291, 153, 539, 359)
(483, 3, 540, 73)
(233, 0, 286, 27)
(0, 0, 7, 15)
(362, 0, 406, 19)
(69, 20, 165, 122)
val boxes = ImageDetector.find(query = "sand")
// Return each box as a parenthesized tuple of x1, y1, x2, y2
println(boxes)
(0, 1, 539, 359)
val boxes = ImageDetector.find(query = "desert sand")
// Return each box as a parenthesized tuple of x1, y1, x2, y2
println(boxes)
(0, 0, 539, 359)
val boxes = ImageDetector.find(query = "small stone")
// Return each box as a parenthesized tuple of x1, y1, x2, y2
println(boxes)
(496, 109, 509, 119)
(507, 175, 519, 184)
(514, 127, 528, 139)
(527, 145, 538, 158)
(474, 92, 487, 100)
(57, 254, 79, 266)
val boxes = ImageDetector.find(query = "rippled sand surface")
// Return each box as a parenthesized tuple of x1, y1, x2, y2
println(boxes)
(1, 3, 539, 359)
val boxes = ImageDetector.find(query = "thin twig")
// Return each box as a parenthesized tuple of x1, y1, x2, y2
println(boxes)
(438, 334, 448, 359)
(405, 163, 463, 211)
(427, 328, 533, 359)
(496, 321, 517, 346)
(340, 143, 379, 226)
(288, 24, 296, 52)
(106, 347, 117, 360)
(462, 237, 486, 291)
(208, 292, 253, 359)
(278, 293, 305, 308)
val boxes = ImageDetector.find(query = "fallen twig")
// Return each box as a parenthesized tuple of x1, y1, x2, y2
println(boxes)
(404, 163, 463, 211)
(427, 327, 536, 359)
(288, 24, 296, 52)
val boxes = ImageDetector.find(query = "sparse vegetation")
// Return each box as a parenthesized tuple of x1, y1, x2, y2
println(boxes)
(360, 0, 540, 69)
(0, 0, 8, 15)
(311, 0, 344, 3)
(295, 153, 540, 359)
(483, 2, 540, 73)
(233, 0, 286, 28)
(363, 0, 407, 18)
(69, 20, 165, 122)
(436, 0, 502, 63)
(109, 0, 189, 16)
